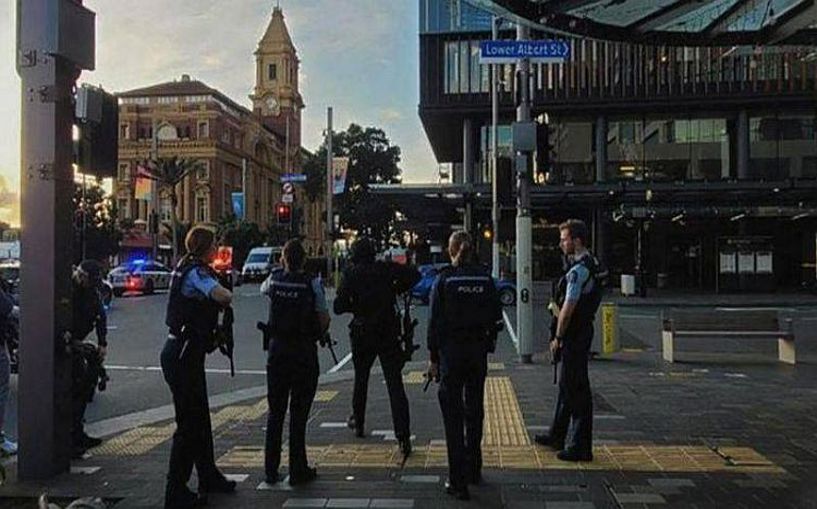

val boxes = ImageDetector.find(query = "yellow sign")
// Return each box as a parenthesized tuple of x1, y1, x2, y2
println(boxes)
(601, 303, 618, 354)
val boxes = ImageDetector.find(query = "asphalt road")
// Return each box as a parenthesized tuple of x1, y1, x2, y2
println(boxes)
(5, 283, 433, 440)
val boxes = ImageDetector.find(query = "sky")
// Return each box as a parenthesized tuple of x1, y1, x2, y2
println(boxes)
(0, 0, 439, 226)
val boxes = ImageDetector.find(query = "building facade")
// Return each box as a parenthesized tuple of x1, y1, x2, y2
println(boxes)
(418, 0, 817, 291)
(114, 7, 324, 257)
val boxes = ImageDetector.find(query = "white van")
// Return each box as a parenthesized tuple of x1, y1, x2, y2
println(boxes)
(242, 246, 282, 282)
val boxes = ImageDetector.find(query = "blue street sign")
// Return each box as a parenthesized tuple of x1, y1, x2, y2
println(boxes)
(480, 40, 571, 64)
(231, 192, 245, 219)
(281, 173, 308, 183)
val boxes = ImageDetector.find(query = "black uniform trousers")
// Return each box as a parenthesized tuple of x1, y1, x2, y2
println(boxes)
(438, 338, 488, 489)
(265, 343, 319, 477)
(350, 333, 410, 439)
(71, 340, 101, 442)
(549, 327, 594, 455)
(160, 336, 219, 495)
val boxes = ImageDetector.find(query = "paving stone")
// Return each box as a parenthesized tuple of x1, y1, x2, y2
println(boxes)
(370, 500, 414, 508)
(647, 478, 695, 488)
(69, 466, 101, 475)
(545, 503, 597, 509)
(613, 493, 667, 504)
(400, 475, 440, 483)
(326, 499, 371, 508)
(224, 473, 249, 482)
(283, 499, 328, 508)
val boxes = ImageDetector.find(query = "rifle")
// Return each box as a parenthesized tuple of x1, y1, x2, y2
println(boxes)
(257, 321, 271, 351)
(319, 332, 340, 365)
(212, 249, 236, 377)
(548, 299, 560, 385)
(398, 292, 419, 365)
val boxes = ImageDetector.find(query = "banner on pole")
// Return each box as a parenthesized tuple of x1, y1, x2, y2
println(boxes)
(134, 164, 153, 201)
(332, 157, 349, 195)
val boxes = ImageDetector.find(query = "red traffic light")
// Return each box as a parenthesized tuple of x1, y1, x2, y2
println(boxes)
(277, 203, 292, 224)
(211, 246, 233, 271)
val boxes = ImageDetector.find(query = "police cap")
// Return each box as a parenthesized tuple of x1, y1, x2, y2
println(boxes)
(78, 259, 102, 281)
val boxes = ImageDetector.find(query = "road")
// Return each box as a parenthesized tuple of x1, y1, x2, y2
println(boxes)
(4, 284, 433, 440)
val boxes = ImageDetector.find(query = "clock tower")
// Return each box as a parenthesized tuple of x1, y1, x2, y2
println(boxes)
(251, 6, 304, 168)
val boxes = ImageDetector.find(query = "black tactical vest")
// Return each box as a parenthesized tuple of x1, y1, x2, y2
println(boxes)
(268, 270, 318, 343)
(555, 253, 606, 339)
(440, 264, 497, 340)
(165, 257, 221, 341)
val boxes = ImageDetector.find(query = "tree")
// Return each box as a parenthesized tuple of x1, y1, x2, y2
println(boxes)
(73, 181, 122, 264)
(140, 157, 202, 264)
(303, 124, 402, 248)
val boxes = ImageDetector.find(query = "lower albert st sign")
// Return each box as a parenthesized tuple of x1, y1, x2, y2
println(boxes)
(480, 40, 570, 64)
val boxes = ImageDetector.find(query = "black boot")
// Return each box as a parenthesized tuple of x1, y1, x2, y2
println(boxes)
(199, 471, 236, 494)
(534, 434, 564, 451)
(444, 480, 470, 501)
(289, 466, 317, 486)
(165, 486, 205, 509)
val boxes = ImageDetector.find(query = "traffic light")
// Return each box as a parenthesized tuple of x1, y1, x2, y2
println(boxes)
(535, 116, 556, 184)
(276, 203, 292, 224)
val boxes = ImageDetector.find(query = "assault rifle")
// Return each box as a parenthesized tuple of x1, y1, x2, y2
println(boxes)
(398, 292, 419, 365)
(320, 332, 340, 365)
(212, 246, 236, 377)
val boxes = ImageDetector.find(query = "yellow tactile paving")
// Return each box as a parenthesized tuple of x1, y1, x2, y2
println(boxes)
(488, 362, 506, 371)
(94, 424, 175, 456)
(215, 443, 784, 474)
(314, 390, 339, 402)
(403, 371, 427, 384)
(482, 377, 530, 446)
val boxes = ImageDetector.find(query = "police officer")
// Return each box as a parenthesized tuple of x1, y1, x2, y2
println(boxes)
(0, 283, 17, 456)
(334, 237, 420, 456)
(534, 219, 604, 462)
(427, 231, 502, 501)
(262, 239, 329, 486)
(161, 227, 236, 509)
(71, 260, 109, 459)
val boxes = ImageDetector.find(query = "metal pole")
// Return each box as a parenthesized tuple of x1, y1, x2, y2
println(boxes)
(491, 16, 500, 279)
(326, 107, 333, 282)
(285, 114, 290, 174)
(17, 0, 87, 478)
(242, 158, 247, 221)
(81, 172, 87, 260)
(516, 23, 534, 364)
(151, 118, 158, 259)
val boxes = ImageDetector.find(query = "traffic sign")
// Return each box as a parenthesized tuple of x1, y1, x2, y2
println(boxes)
(480, 40, 570, 64)
(282, 193, 294, 204)
(282, 182, 294, 194)
(281, 173, 307, 183)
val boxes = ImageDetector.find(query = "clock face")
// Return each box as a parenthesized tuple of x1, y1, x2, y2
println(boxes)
(266, 97, 280, 116)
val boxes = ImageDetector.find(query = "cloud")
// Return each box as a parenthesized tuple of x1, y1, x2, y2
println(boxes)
(380, 109, 404, 122)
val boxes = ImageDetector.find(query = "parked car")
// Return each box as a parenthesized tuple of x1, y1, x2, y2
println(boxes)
(241, 246, 282, 282)
(411, 263, 516, 306)
(108, 260, 172, 296)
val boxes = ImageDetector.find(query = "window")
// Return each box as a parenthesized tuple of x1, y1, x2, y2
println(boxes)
(198, 121, 209, 139)
(118, 198, 130, 219)
(268, 64, 277, 81)
(196, 195, 208, 222)
(120, 124, 130, 140)
(118, 163, 130, 181)
(160, 196, 172, 222)
(197, 161, 210, 181)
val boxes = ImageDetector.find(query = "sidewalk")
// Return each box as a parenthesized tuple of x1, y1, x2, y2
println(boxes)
(2, 333, 817, 508)
(605, 289, 817, 308)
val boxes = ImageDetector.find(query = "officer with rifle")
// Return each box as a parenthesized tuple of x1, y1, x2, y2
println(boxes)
(260, 239, 330, 486)
(333, 237, 420, 459)
(426, 231, 502, 501)
(534, 219, 605, 463)
(161, 226, 236, 509)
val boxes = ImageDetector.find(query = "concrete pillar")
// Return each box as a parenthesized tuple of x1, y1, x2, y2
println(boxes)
(737, 110, 750, 180)
(595, 115, 608, 183)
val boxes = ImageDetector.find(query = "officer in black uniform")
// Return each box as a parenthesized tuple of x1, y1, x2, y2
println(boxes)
(70, 260, 109, 458)
(534, 219, 604, 462)
(334, 237, 420, 455)
(262, 239, 330, 486)
(427, 231, 502, 501)
(161, 227, 236, 509)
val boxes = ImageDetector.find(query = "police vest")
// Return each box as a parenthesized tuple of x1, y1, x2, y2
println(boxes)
(165, 257, 221, 341)
(555, 254, 606, 338)
(267, 271, 318, 343)
(440, 265, 497, 339)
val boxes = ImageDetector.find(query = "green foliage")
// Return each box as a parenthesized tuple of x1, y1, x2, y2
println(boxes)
(73, 181, 122, 264)
(302, 123, 402, 248)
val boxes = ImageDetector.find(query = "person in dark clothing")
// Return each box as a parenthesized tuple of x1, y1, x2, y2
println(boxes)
(0, 285, 17, 456)
(261, 239, 330, 486)
(534, 219, 604, 462)
(161, 227, 236, 509)
(333, 237, 420, 456)
(426, 231, 503, 501)
(70, 260, 109, 459)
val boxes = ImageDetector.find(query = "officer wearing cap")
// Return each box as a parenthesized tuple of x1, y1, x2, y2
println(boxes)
(334, 237, 420, 456)
(262, 239, 330, 486)
(534, 219, 605, 462)
(70, 259, 109, 458)
(161, 226, 236, 509)
(427, 231, 502, 501)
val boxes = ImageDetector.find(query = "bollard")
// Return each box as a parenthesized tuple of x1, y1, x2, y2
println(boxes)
(601, 303, 619, 355)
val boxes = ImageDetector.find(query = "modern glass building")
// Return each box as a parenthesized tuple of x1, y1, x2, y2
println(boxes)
(418, 0, 817, 291)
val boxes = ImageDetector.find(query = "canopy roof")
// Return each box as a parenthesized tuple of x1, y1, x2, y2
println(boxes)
(471, 0, 816, 45)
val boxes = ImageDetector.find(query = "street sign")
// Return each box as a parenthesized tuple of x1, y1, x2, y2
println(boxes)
(282, 182, 294, 194)
(282, 193, 294, 204)
(281, 173, 307, 183)
(479, 40, 571, 64)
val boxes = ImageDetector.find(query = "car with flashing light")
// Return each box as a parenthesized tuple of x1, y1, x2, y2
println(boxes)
(108, 259, 172, 296)
(411, 263, 517, 306)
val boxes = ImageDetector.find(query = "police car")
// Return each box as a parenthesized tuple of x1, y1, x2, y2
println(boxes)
(108, 260, 172, 296)
(412, 263, 517, 306)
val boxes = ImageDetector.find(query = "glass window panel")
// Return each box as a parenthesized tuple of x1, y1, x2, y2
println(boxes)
(459, 41, 469, 93)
